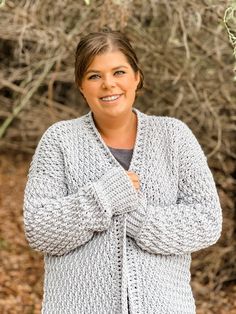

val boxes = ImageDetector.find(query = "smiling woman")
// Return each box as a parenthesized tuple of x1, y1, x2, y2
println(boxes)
(23, 27, 222, 314)
(74, 29, 144, 148)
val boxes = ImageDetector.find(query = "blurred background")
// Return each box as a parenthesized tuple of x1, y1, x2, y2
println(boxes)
(0, 0, 235, 313)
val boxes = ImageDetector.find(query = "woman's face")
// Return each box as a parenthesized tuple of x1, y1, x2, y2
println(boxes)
(79, 50, 140, 118)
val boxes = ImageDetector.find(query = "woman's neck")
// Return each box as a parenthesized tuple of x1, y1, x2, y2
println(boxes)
(92, 110, 137, 149)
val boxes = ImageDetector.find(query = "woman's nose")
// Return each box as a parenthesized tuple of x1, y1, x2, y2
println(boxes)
(101, 76, 116, 89)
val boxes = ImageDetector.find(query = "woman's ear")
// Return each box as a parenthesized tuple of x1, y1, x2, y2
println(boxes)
(136, 70, 140, 81)
(79, 87, 86, 101)
(79, 86, 83, 95)
(135, 71, 141, 89)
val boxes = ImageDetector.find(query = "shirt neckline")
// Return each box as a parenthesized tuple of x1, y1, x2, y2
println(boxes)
(108, 146, 134, 152)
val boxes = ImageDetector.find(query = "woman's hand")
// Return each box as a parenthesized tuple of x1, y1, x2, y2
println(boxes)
(126, 171, 140, 191)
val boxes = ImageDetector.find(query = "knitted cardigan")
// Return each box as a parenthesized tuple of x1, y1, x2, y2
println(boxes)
(23, 107, 222, 314)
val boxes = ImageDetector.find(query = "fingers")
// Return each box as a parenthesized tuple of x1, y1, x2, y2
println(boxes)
(126, 171, 138, 178)
(126, 171, 140, 190)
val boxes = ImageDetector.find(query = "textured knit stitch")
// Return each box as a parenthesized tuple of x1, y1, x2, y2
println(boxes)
(23, 107, 222, 314)
(108, 146, 133, 313)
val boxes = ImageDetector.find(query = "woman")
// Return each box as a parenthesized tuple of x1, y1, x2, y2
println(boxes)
(23, 28, 222, 314)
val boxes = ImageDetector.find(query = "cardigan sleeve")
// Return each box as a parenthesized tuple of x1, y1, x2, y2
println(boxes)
(125, 119, 222, 255)
(23, 123, 138, 256)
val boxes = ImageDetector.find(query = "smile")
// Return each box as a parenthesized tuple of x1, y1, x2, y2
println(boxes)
(100, 94, 123, 102)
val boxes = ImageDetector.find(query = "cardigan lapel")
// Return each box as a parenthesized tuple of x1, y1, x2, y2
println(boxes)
(83, 107, 147, 175)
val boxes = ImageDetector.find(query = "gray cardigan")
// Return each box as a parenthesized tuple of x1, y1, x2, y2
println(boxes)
(23, 107, 222, 313)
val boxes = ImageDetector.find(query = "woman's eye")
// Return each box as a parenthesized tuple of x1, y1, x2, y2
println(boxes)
(88, 71, 125, 80)
(115, 70, 125, 75)
(88, 74, 100, 80)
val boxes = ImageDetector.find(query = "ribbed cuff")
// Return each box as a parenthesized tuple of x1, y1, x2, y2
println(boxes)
(126, 191, 147, 238)
(92, 167, 139, 216)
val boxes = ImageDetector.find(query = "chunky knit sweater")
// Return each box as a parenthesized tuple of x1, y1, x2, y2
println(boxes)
(23, 107, 222, 314)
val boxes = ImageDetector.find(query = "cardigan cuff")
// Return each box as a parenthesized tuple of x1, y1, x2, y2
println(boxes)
(92, 167, 139, 216)
(126, 191, 147, 238)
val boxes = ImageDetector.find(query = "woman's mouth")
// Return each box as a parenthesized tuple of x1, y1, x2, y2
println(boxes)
(99, 94, 123, 103)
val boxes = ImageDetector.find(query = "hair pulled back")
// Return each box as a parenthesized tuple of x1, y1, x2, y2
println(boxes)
(74, 27, 144, 91)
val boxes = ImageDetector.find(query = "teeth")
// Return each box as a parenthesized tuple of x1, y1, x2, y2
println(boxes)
(101, 95, 120, 101)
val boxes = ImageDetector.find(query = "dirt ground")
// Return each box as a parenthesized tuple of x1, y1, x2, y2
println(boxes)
(0, 153, 235, 314)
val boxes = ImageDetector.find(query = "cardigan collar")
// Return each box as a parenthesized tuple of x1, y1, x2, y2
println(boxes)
(83, 107, 147, 173)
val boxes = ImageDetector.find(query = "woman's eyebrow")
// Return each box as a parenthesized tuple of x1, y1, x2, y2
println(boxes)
(85, 65, 128, 75)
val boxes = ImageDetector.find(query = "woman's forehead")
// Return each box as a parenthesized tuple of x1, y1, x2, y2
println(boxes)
(85, 51, 130, 73)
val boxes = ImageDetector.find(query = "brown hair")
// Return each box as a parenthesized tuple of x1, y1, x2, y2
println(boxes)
(74, 27, 144, 92)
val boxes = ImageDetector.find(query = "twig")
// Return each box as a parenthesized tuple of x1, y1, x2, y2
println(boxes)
(0, 60, 55, 139)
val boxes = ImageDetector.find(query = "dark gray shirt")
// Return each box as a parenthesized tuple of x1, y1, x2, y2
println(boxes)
(108, 146, 133, 170)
